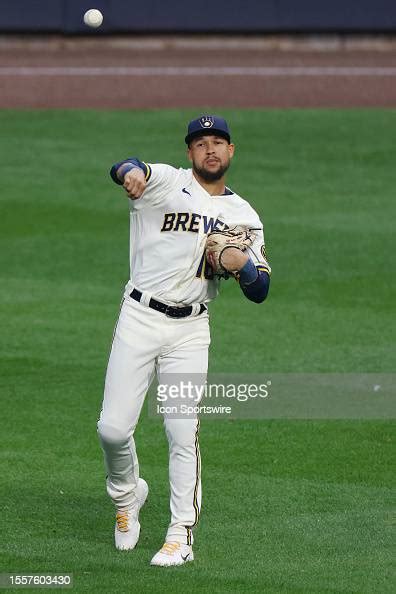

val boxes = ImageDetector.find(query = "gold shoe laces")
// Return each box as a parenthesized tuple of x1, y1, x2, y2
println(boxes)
(160, 542, 181, 555)
(116, 510, 129, 532)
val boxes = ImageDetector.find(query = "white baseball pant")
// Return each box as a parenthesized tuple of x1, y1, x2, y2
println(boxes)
(97, 294, 210, 545)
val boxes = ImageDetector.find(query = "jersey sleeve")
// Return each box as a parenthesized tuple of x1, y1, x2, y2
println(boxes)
(236, 201, 271, 275)
(248, 226, 271, 276)
(136, 163, 179, 207)
(110, 158, 180, 209)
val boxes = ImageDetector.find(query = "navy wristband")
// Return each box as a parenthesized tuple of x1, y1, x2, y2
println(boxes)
(238, 257, 259, 286)
(241, 271, 270, 303)
(110, 157, 151, 185)
(117, 163, 135, 181)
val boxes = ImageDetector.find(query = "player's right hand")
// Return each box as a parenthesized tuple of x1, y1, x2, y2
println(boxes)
(123, 168, 147, 199)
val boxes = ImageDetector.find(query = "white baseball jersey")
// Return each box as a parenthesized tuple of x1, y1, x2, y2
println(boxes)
(125, 163, 271, 306)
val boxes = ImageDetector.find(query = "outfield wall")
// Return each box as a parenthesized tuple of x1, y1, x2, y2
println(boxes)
(0, 0, 396, 33)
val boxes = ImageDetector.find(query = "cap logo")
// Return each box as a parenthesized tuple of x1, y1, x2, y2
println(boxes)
(199, 116, 214, 129)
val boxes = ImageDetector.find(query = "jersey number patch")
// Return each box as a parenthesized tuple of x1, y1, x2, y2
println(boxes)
(196, 253, 214, 280)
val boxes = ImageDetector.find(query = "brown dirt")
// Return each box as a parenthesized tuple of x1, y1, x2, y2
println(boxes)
(1, 36, 396, 108)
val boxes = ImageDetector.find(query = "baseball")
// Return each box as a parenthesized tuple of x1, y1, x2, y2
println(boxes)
(83, 8, 103, 28)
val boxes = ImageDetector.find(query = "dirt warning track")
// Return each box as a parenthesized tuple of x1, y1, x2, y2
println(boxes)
(1, 36, 396, 108)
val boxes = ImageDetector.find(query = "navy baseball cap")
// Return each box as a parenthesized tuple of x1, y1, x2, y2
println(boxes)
(185, 115, 231, 145)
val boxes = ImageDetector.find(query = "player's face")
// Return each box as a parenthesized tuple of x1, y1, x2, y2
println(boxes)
(188, 135, 235, 182)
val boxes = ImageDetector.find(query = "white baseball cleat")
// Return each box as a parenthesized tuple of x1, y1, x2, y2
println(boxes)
(114, 478, 148, 551)
(150, 542, 194, 567)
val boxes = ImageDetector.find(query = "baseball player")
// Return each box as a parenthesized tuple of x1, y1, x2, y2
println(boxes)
(97, 115, 271, 567)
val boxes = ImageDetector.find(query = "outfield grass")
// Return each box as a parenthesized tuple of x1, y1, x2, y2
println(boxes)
(0, 109, 395, 593)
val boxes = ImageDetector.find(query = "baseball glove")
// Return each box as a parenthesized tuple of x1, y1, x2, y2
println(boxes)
(205, 225, 257, 277)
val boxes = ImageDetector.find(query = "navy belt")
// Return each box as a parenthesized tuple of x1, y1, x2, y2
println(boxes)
(130, 289, 207, 319)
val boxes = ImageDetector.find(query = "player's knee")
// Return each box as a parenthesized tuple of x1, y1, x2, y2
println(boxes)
(97, 419, 130, 447)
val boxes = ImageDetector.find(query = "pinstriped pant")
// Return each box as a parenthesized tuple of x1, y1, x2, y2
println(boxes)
(97, 295, 209, 545)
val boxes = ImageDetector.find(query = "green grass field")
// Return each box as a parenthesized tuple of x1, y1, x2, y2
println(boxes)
(0, 109, 395, 593)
